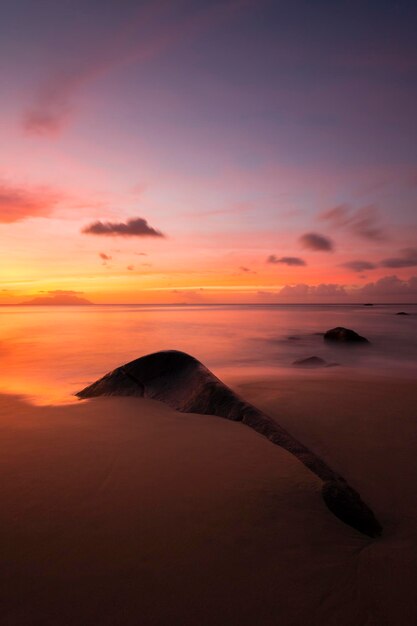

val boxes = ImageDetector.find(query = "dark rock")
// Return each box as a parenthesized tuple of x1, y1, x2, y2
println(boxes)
(322, 480, 382, 538)
(287, 335, 301, 341)
(396, 311, 409, 316)
(363, 303, 373, 306)
(293, 356, 327, 368)
(77, 350, 381, 538)
(324, 327, 369, 344)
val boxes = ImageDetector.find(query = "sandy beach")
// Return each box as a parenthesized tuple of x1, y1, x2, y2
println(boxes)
(1, 373, 416, 626)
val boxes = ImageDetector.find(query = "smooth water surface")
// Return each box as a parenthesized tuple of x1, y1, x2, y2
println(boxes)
(0, 304, 416, 403)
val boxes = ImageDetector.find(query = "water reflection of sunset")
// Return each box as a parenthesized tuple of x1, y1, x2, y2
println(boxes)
(1, 304, 416, 405)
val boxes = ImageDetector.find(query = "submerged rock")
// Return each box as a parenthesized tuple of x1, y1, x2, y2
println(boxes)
(324, 327, 369, 344)
(396, 312, 409, 316)
(293, 356, 327, 368)
(77, 350, 381, 538)
(293, 356, 340, 368)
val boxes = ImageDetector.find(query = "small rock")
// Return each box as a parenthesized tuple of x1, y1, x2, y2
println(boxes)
(293, 356, 327, 368)
(396, 311, 409, 316)
(324, 327, 369, 344)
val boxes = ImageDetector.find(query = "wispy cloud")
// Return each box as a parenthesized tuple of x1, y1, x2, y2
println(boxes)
(0, 181, 64, 222)
(22, 1, 253, 136)
(320, 204, 386, 242)
(99, 252, 112, 261)
(170, 288, 205, 302)
(299, 232, 334, 252)
(267, 255, 306, 266)
(22, 290, 92, 305)
(380, 248, 417, 268)
(82, 217, 165, 238)
(45, 290, 84, 296)
(341, 260, 376, 272)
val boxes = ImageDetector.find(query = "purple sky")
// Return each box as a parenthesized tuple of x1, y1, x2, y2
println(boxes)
(1, 0, 417, 303)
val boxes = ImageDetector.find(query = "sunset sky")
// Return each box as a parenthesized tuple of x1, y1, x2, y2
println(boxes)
(1, 0, 417, 303)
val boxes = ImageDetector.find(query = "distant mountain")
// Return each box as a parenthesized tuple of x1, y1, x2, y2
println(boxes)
(21, 294, 93, 305)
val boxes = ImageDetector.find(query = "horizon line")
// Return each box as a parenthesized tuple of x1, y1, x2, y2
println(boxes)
(1, 302, 416, 307)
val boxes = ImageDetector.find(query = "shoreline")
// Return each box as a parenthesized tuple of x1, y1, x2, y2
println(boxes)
(1, 372, 417, 625)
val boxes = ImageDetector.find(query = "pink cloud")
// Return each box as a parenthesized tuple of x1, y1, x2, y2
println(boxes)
(22, 1, 253, 137)
(320, 204, 386, 242)
(279, 283, 346, 299)
(357, 275, 417, 298)
(0, 181, 65, 222)
(381, 248, 417, 269)
(276, 275, 417, 303)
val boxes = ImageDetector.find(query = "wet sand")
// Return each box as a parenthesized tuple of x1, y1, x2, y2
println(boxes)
(1, 374, 417, 625)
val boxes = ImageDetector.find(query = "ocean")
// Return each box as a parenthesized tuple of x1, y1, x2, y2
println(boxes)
(0, 303, 416, 403)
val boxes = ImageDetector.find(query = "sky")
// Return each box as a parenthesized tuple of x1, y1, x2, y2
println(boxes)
(1, 0, 417, 304)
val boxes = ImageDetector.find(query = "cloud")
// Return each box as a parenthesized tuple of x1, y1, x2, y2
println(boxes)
(380, 248, 417, 268)
(320, 204, 386, 242)
(99, 252, 112, 261)
(257, 289, 279, 296)
(267, 255, 306, 266)
(279, 283, 346, 298)
(320, 204, 351, 227)
(239, 266, 256, 273)
(0, 182, 64, 223)
(45, 290, 84, 295)
(23, 1, 252, 136)
(22, 289, 92, 305)
(82, 217, 165, 237)
(127, 265, 134, 270)
(274, 275, 417, 302)
(350, 206, 386, 241)
(357, 275, 417, 298)
(341, 260, 376, 272)
(299, 232, 334, 252)
(170, 288, 205, 302)
(23, 89, 72, 136)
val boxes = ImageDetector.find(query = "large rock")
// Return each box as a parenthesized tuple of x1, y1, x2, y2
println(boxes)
(77, 350, 381, 538)
(324, 327, 369, 344)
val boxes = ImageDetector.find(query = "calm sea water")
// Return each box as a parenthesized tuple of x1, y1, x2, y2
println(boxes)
(0, 304, 416, 404)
